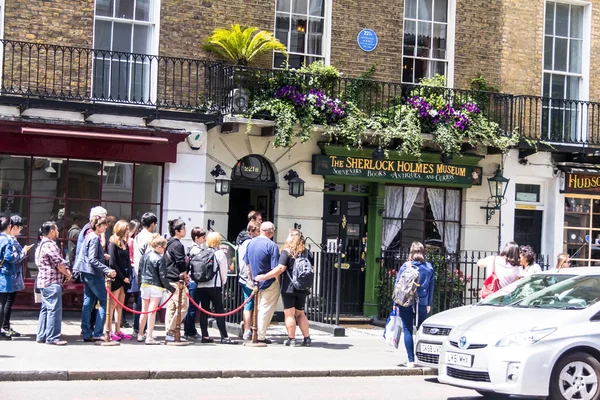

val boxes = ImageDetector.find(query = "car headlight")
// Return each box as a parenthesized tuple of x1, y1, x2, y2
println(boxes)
(496, 328, 556, 347)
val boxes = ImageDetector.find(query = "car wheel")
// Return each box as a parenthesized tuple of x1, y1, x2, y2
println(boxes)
(475, 390, 510, 399)
(549, 352, 600, 400)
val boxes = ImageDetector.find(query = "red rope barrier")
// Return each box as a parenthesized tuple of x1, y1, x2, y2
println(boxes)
(186, 290, 255, 317)
(106, 287, 174, 315)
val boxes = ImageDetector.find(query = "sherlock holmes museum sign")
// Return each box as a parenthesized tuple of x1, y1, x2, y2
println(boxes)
(312, 155, 482, 186)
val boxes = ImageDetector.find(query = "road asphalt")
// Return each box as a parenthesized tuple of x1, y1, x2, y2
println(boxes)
(0, 313, 435, 382)
(0, 376, 483, 400)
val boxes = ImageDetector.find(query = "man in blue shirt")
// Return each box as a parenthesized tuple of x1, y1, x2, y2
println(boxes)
(243, 221, 280, 344)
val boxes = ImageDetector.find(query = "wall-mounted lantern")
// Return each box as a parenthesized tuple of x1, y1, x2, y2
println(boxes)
(284, 169, 305, 198)
(210, 164, 231, 196)
(480, 165, 510, 224)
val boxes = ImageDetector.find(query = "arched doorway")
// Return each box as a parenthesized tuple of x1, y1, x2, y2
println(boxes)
(227, 154, 277, 242)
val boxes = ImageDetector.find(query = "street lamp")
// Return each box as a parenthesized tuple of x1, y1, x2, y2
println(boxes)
(480, 165, 510, 224)
(284, 169, 305, 198)
(210, 164, 231, 196)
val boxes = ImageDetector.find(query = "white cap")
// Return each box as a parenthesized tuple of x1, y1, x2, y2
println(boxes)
(89, 206, 107, 221)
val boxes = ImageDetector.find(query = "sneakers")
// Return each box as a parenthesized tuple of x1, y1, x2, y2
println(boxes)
(257, 339, 272, 344)
(302, 337, 312, 347)
(121, 321, 132, 329)
(6, 329, 21, 338)
(242, 330, 252, 341)
(185, 333, 201, 341)
(283, 338, 299, 347)
(145, 338, 160, 345)
(165, 335, 187, 343)
(0, 333, 12, 341)
(115, 332, 133, 340)
(137, 334, 146, 343)
(92, 336, 105, 342)
(47, 340, 67, 346)
(406, 362, 416, 368)
(201, 337, 214, 344)
(110, 333, 122, 341)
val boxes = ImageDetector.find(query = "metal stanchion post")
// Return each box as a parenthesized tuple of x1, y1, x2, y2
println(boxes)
(244, 285, 266, 347)
(96, 276, 120, 346)
(335, 238, 343, 326)
(167, 280, 190, 346)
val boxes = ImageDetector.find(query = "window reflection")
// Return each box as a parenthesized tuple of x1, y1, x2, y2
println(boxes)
(0, 155, 31, 196)
(133, 164, 162, 203)
(102, 162, 133, 202)
(31, 158, 66, 199)
(67, 160, 101, 199)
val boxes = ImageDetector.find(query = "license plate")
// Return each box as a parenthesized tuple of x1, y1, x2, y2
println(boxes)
(420, 343, 441, 355)
(446, 351, 473, 367)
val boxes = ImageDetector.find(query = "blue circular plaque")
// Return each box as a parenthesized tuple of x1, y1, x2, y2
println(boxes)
(357, 29, 378, 52)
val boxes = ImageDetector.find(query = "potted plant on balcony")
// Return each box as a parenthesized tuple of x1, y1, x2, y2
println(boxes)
(204, 24, 287, 113)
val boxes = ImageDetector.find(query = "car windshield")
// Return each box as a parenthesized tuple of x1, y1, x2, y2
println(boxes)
(479, 274, 574, 306)
(517, 275, 600, 309)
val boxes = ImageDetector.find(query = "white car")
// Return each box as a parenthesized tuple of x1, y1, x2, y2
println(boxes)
(438, 273, 600, 400)
(415, 268, 600, 368)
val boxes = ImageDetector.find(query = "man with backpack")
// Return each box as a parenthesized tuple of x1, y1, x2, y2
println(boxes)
(184, 227, 206, 340)
(254, 229, 313, 347)
(392, 241, 434, 368)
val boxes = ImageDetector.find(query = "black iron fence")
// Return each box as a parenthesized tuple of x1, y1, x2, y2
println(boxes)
(377, 250, 551, 320)
(221, 249, 343, 326)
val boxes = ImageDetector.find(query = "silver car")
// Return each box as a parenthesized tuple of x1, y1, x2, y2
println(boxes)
(415, 268, 600, 368)
(438, 274, 600, 400)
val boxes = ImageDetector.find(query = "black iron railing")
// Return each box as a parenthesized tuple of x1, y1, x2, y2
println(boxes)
(222, 249, 341, 326)
(377, 250, 551, 320)
(2, 39, 600, 146)
(0, 39, 223, 112)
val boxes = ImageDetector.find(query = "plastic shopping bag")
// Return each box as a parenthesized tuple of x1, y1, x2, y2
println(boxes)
(383, 306, 402, 349)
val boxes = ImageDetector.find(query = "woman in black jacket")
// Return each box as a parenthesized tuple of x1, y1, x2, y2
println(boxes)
(107, 220, 132, 341)
(137, 234, 170, 345)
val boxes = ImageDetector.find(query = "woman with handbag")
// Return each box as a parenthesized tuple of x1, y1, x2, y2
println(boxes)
(477, 241, 521, 298)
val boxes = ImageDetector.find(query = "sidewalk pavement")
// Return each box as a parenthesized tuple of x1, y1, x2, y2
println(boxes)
(0, 313, 435, 381)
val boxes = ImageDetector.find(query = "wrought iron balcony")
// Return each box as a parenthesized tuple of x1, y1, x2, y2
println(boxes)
(0, 39, 597, 148)
(0, 39, 223, 122)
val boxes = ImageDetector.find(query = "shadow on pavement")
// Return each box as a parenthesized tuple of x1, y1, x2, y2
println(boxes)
(0, 355, 15, 358)
(307, 342, 353, 350)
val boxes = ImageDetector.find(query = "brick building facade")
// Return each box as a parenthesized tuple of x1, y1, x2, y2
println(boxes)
(1, 0, 600, 317)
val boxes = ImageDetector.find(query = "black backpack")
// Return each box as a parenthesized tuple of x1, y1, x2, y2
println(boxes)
(188, 247, 218, 284)
(286, 251, 314, 291)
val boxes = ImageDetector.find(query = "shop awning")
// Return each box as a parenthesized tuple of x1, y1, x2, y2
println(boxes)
(0, 118, 188, 163)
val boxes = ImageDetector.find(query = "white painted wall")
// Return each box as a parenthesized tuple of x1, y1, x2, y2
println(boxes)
(499, 149, 560, 262)
(199, 123, 325, 246)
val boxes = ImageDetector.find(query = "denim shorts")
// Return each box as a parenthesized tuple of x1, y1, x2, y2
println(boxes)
(241, 284, 255, 311)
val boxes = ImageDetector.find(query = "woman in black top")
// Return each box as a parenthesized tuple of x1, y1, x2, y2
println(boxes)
(279, 229, 311, 347)
(107, 220, 132, 341)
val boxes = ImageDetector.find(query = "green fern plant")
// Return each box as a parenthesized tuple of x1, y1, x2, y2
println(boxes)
(204, 24, 287, 66)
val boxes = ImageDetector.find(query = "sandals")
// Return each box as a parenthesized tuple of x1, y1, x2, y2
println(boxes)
(221, 337, 238, 345)
(145, 338, 160, 345)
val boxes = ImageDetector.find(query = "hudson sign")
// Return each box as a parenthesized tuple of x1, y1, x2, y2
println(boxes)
(561, 172, 600, 194)
(312, 155, 482, 186)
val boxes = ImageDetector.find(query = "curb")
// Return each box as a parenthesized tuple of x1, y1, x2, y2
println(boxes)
(0, 368, 436, 382)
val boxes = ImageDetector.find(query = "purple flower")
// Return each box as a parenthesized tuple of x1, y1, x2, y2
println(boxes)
(461, 102, 480, 114)
(407, 96, 433, 118)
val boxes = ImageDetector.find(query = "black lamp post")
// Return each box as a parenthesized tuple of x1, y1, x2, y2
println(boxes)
(480, 165, 510, 224)
(210, 164, 231, 196)
(284, 169, 305, 198)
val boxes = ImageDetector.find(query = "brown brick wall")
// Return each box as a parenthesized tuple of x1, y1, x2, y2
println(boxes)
(453, 0, 503, 90)
(4, 0, 94, 47)
(329, 1, 404, 82)
(159, 0, 274, 69)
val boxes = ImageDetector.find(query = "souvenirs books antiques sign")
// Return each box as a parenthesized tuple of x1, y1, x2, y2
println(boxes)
(312, 155, 482, 186)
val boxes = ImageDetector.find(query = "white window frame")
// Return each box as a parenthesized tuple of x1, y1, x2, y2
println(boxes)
(92, 0, 161, 103)
(541, 0, 591, 142)
(272, 0, 332, 68)
(401, 0, 456, 87)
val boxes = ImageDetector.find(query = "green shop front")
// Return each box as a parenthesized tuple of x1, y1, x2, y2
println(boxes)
(311, 146, 483, 318)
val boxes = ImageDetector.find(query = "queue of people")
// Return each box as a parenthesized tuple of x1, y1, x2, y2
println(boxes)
(0, 206, 313, 347)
